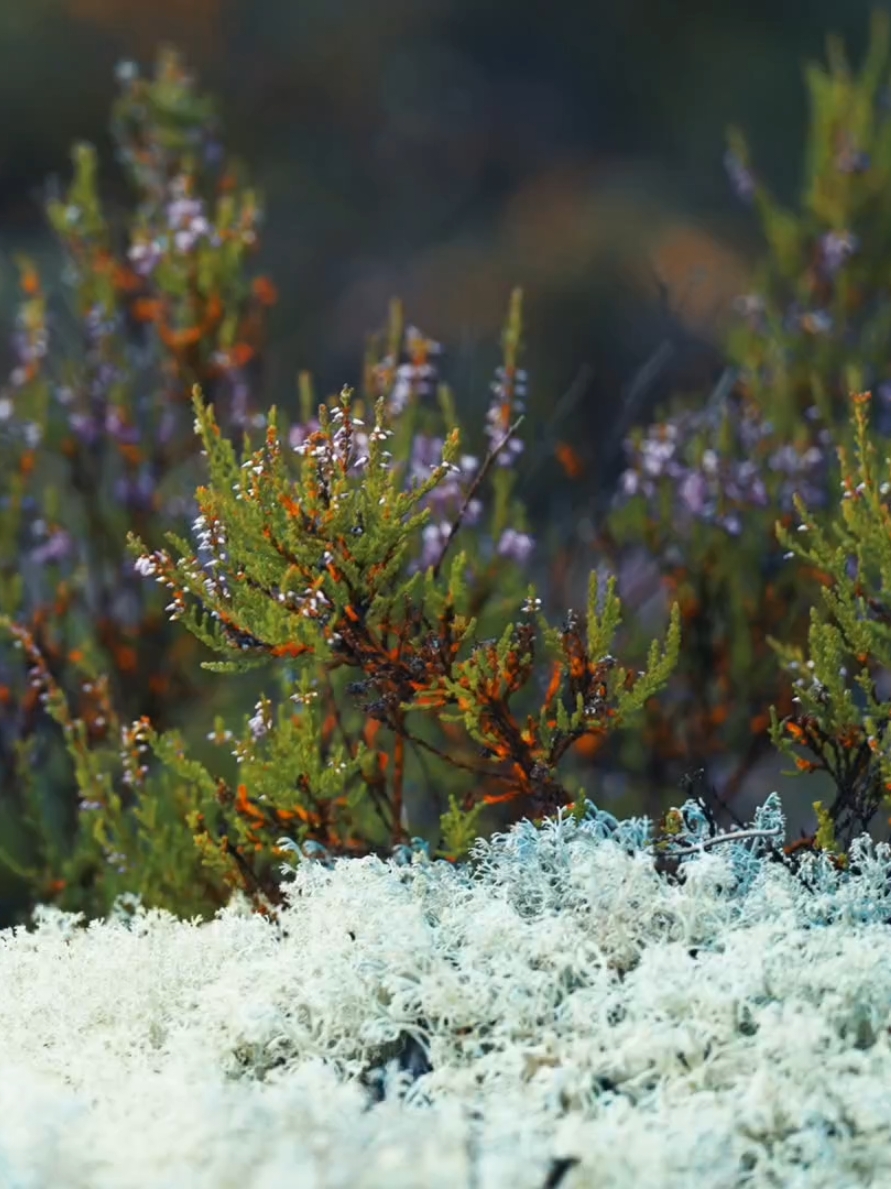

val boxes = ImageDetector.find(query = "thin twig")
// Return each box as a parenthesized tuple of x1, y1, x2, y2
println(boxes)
(403, 727, 516, 783)
(431, 414, 525, 581)
(652, 824, 785, 859)
(524, 364, 594, 482)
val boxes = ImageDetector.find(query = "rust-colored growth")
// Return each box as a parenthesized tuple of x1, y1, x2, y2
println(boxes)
(554, 441, 585, 480)
(251, 276, 278, 307)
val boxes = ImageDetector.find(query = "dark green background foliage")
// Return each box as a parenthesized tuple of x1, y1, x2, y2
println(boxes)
(0, 0, 878, 503)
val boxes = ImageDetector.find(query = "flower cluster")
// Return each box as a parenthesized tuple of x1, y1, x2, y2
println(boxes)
(358, 303, 534, 574)
(408, 429, 482, 571)
(485, 288, 527, 468)
(617, 398, 834, 536)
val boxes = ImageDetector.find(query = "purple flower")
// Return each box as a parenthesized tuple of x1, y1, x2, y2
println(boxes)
(720, 514, 742, 536)
(113, 470, 157, 512)
(166, 190, 205, 230)
(616, 386, 834, 540)
(419, 522, 449, 571)
(407, 433, 480, 521)
(30, 530, 73, 566)
(289, 419, 320, 452)
(391, 360, 437, 414)
(128, 240, 162, 277)
(68, 412, 102, 445)
(105, 408, 140, 444)
(497, 528, 534, 565)
(386, 326, 442, 414)
(733, 294, 767, 331)
(679, 471, 709, 515)
(84, 305, 118, 346)
(248, 702, 271, 740)
(157, 408, 178, 444)
(820, 230, 859, 276)
(485, 365, 527, 467)
(724, 149, 755, 203)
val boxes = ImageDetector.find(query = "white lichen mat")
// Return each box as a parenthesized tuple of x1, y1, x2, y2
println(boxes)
(2, 796, 891, 1188)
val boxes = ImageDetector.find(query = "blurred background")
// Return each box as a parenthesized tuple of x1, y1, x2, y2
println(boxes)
(0, 0, 878, 495)
(0, 0, 879, 872)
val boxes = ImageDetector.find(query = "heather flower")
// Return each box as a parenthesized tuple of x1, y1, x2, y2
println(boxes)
(496, 527, 534, 565)
(407, 433, 481, 526)
(113, 470, 157, 512)
(104, 408, 140, 445)
(678, 470, 709, 516)
(384, 325, 441, 414)
(166, 185, 212, 254)
(616, 394, 831, 544)
(723, 147, 755, 203)
(485, 364, 527, 467)
(29, 529, 73, 567)
(247, 699, 272, 740)
(0, 47, 288, 930)
(128, 237, 163, 277)
(820, 229, 859, 276)
(68, 412, 103, 446)
(732, 293, 767, 332)
(289, 419, 320, 452)
(114, 59, 138, 84)
(419, 522, 450, 570)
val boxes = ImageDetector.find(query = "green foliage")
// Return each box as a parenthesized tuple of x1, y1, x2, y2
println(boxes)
(727, 8, 891, 436)
(121, 369, 679, 909)
(770, 390, 891, 853)
(0, 44, 676, 923)
(0, 48, 275, 924)
(16, 16, 891, 928)
(603, 10, 891, 826)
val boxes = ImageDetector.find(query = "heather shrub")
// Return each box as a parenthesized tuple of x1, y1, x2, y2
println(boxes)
(10, 15, 891, 931)
(770, 389, 891, 858)
(604, 10, 891, 829)
(0, 49, 277, 922)
(0, 50, 681, 923)
(116, 372, 678, 913)
(0, 316, 682, 919)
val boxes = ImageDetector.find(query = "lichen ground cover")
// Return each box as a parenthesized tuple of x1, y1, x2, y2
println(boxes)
(1, 804, 891, 1187)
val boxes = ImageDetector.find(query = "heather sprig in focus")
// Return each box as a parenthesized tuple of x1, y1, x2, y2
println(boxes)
(125, 379, 679, 897)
